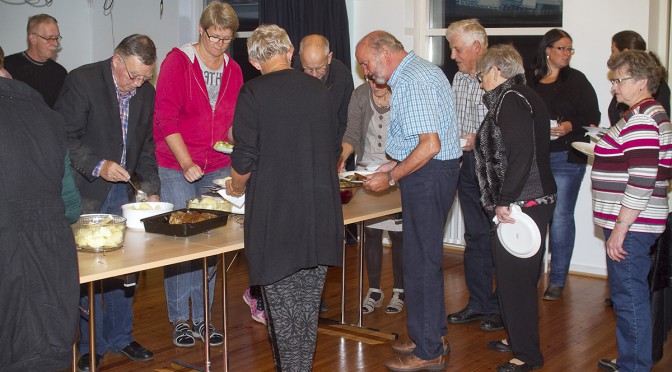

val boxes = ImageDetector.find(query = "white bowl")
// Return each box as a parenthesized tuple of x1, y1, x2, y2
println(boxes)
(121, 202, 174, 230)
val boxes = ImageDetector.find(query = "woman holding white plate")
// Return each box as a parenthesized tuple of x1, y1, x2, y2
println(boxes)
(474, 44, 556, 372)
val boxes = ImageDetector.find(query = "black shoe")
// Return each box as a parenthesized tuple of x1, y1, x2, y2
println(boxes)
(320, 297, 328, 312)
(447, 307, 488, 324)
(597, 358, 618, 371)
(542, 285, 564, 300)
(487, 339, 512, 353)
(480, 315, 504, 331)
(496, 361, 542, 372)
(120, 341, 154, 361)
(77, 353, 103, 372)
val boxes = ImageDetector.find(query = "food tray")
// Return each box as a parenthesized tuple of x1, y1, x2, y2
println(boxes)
(141, 208, 230, 237)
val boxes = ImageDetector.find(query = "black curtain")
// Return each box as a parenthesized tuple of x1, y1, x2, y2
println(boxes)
(259, 0, 351, 70)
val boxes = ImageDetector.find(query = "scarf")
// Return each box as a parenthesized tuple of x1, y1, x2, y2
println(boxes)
(475, 74, 530, 211)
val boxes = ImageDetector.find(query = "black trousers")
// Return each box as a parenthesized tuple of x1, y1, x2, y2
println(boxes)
(493, 203, 554, 367)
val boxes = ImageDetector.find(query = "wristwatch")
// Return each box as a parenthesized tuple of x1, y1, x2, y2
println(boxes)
(386, 171, 396, 186)
(615, 218, 631, 228)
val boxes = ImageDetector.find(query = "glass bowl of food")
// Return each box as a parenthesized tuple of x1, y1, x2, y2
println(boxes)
(339, 180, 360, 204)
(72, 214, 127, 252)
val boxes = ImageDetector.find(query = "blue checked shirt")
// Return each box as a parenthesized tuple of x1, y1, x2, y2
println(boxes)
(386, 51, 461, 161)
(452, 71, 487, 135)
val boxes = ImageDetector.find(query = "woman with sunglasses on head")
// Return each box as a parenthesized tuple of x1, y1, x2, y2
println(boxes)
(526, 29, 601, 301)
(153, 1, 243, 348)
(593, 50, 672, 372)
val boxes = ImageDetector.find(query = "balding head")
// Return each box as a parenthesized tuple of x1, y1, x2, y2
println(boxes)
(298, 34, 332, 79)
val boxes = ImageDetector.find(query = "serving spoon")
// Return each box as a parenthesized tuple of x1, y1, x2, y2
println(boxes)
(128, 180, 148, 202)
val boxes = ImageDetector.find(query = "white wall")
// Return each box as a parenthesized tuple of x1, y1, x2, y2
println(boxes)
(0, 0, 200, 75)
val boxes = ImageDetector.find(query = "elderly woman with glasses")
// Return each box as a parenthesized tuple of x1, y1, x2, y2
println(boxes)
(226, 24, 343, 371)
(593, 50, 672, 372)
(526, 29, 601, 301)
(153, 1, 243, 348)
(474, 44, 556, 372)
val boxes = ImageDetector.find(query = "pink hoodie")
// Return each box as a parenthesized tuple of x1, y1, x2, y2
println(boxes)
(154, 43, 243, 173)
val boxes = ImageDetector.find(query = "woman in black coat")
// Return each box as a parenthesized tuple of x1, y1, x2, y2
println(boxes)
(475, 44, 557, 372)
(226, 24, 343, 371)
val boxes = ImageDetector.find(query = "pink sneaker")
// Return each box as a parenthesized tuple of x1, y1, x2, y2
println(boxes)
(243, 288, 267, 325)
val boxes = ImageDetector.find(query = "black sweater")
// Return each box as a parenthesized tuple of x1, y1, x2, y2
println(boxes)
(526, 67, 601, 164)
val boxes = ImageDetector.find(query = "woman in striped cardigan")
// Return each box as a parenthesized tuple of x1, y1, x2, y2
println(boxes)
(593, 50, 672, 372)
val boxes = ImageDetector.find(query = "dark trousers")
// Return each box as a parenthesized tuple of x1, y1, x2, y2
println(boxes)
(494, 202, 554, 367)
(365, 228, 403, 289)
(458, 151, 499, 314)
(400, 159, 459, 360)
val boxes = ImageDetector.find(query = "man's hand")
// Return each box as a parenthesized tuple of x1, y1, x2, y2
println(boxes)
(461, 133, 476, 152)
(100, 160, 131, 182)
(363, 172, 390, 192)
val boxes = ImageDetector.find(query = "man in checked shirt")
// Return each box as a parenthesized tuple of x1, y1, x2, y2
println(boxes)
(445, 19, 504, 334)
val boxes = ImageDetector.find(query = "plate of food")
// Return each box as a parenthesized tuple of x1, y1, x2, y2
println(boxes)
(339, 170, 375, 184)
(571, 141, 596, 157)
(213, 141, 233, 154)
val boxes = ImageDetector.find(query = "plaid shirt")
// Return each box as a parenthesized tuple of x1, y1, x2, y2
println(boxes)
(453, 71, 487, 136)
(387, 51, 461, 161)
(92, 64, 136, 176)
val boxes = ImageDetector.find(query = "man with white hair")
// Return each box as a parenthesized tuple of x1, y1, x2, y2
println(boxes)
(4, 13, 67, 108)
(445, 18, 503, 333)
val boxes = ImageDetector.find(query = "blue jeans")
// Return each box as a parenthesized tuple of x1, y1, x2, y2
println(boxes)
(604, 229, 657, 372)
(79, 183, 135, 355)
(400, 159, 459, 360)
(548, 151, 586, 286)
(458, 151, 498, 314)
(159, 166, 230, 324)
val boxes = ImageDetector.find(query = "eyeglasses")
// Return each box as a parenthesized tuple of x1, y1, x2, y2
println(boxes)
(610, 76, 633, 85)
(119, 56, 152, 83)
(33, 33, 62, 43)
(302, 63, 329, 75)
(475, 66, 492, 84)
(549, 45, 575, 54)
(204, 29, 233, 44)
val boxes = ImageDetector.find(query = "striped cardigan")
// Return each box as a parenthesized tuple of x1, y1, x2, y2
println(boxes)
(591, 99, 672, 233)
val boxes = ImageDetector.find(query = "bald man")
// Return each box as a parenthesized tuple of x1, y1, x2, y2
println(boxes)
(5, 14, 67, 108)
(295, 34, 353, 142)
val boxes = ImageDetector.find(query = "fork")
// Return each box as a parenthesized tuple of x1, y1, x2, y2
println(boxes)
(128, 181, 148, 202)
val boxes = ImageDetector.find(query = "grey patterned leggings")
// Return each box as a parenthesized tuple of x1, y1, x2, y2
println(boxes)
(262, 265, 327, 372)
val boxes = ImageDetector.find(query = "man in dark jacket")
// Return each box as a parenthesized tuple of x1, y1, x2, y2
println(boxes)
(54, 34, 160, 372)
(0, 76, 79, 371)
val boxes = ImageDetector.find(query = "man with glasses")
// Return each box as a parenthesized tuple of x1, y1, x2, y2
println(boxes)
(295, 34, 353, 143)
(295, 34, 355, 308)
(54, 34, 160, 372)
(445, 19, 504, 334)
(4, 13, 66, 108)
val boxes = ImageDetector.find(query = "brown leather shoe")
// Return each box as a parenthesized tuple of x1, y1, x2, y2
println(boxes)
(391, 335, 450, 356)
(385, 354, 446, 372)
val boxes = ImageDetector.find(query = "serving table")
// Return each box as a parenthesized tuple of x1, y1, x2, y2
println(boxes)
(76, 186, 401, 372)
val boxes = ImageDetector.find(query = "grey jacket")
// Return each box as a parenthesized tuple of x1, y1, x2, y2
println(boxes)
(342, 83, 375, 159)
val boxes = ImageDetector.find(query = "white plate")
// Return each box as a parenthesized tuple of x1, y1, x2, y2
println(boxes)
(460, 138, 468, 148)
(356, 162, 387, 171)
(213, 141, 233, 154)
(339, 170, 375, 184)
(496, 205, 541, 258)
(571, 142, 595, 157)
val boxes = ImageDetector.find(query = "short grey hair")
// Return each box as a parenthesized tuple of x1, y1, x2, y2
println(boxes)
(114, 34, 157, 66)
(608, 50, 663, 95)
(247, 24, 293, 64)
(356, 30, 404, 54)
(477, 44, 524, 79)
(445, 18, 488, 49)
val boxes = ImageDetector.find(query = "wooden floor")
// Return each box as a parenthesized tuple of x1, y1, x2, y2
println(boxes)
(80, 244, 672, 372)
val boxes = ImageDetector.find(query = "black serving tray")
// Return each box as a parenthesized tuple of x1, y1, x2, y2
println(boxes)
(141, 208, 230, 237)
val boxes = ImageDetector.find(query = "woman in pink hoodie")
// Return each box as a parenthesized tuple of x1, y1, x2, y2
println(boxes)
(153, 1, 243, 348)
